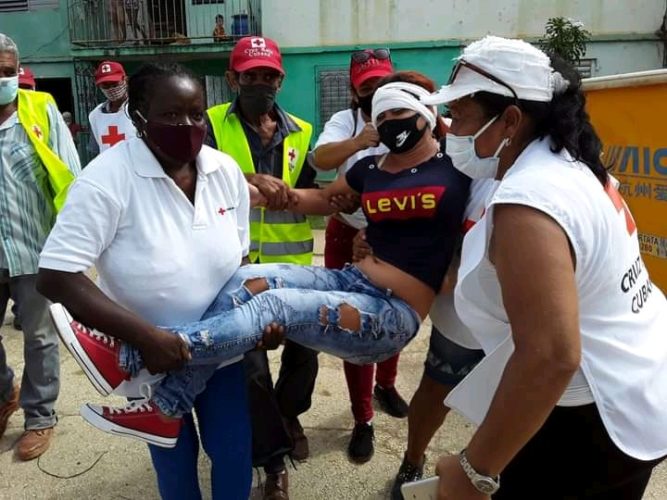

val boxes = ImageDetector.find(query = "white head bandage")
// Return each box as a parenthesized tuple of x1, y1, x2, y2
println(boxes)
(371, 82, 437, 130)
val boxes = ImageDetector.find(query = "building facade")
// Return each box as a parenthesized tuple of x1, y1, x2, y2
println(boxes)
(1, 0, 664, 165)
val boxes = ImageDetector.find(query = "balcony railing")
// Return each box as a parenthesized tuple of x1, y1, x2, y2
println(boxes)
(68, 0, 261, 48)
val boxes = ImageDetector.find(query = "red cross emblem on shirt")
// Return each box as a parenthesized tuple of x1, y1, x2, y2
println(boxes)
(101, 125, 126, 147)
(218, 207, 226, 216)
(32, 124, 43, 140)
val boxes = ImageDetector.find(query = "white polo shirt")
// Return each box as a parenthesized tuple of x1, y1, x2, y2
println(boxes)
(314, 108, 388, 229)
(40, 137, 249, 396)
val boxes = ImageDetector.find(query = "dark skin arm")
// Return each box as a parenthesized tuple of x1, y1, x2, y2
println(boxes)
(36, 269, 190, 374)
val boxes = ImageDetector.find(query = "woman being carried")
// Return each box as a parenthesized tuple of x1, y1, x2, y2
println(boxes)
(41, 75, 471, 448)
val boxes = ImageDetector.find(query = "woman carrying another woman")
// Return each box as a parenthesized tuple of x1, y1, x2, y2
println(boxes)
(39, 74, 472, 450)
(421, 36, 667, 499)
(37, 63, 255, 500)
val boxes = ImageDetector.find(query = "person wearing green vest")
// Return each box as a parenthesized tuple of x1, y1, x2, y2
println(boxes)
(0, 33, 80, 461)
(205, 36, 317, 500)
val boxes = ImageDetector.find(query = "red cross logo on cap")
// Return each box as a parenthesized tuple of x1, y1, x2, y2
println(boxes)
(250, 37, 266, 49)
(32, 124, 43, 140)
(101, 63, 112, 74)
(19, 67, 25, 76)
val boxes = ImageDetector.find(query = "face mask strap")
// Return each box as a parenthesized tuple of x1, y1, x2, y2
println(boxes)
(473, 115, 499, 140)
(493, 137, 509, 158)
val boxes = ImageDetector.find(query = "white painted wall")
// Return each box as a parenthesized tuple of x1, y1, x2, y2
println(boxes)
(263, 0, 665, 47)
(586, 41, 664, 77)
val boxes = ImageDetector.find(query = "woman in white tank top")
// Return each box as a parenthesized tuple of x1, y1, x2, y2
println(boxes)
(420, 36, 667, 499)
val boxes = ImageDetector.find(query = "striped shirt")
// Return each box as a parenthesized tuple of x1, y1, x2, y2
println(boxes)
(0, 103, 81, 276)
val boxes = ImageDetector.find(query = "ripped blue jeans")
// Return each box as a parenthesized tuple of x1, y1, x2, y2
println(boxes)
(119, 264, 421, 417)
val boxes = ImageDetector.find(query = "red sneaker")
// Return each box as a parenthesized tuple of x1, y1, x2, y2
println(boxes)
(79, 400, 181, 448)
(49, 303, 130, 396)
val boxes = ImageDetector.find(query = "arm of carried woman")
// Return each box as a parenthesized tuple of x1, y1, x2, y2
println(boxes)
(286, 174, 358, 216)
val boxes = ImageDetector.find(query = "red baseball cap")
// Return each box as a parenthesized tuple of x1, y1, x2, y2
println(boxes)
(350, 52, 394, 90)
(95, 61, 126, 85)
(18, 66, 36, 90)
(230, 37, 284, 75)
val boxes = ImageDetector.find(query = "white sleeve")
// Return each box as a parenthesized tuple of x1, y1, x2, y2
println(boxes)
(39, 179, 121, 272)
(313, 110, 356, 149)
(234, 165, 251, 257)
(47, 102, 82, 176)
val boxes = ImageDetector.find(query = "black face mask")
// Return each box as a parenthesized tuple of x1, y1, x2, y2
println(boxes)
(238, 84, 277, 117)
(377, 114, 427, 154)
(357, 92, 374, 117)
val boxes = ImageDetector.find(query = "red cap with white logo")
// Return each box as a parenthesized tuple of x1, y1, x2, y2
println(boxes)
(94, 61, 127, 85)
(230, 37, 284, 75)
(18, 66, 36, 89)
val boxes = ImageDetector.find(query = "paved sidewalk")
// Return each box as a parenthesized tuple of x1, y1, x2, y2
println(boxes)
(0, 231, 665, 499)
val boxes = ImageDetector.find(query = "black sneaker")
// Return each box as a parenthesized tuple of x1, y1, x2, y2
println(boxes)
(391, 454, 425, 500)
(347, 422, 374, 463)
(374, 385, 409, 418)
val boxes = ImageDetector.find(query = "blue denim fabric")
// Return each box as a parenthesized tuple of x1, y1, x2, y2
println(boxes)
(147, 361, 251, 500)
(121, 264, 421, 417)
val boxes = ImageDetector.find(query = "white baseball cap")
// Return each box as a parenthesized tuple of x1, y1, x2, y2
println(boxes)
(422, 36, 560, 105)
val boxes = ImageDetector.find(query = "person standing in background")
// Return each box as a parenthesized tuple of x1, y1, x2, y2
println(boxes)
(88, 60, 136, 158)
(311, 50, 410, 464)
(205, 36, 317, 500)
(0, 33, 80, 461)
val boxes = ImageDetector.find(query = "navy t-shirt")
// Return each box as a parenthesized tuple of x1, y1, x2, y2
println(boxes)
(345, 149, 470, 291)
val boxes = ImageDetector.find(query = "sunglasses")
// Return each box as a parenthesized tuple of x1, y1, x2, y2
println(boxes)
(448, 59, 519, 102)
(350, 48, 391, 64)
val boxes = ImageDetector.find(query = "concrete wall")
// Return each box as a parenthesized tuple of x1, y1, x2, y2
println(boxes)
(0, 0, 71, 68)
(263, 0, 665, 47)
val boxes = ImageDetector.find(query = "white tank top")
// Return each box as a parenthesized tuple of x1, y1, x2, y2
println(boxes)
(429, 178, 496, 349)
(449, 138, 667, 460)
(88, 101, 137, 153)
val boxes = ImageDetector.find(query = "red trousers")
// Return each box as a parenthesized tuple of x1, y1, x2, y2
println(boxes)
(324, 217, 400, 424)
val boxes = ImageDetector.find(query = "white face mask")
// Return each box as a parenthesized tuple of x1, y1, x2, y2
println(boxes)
(446, 115, 509, 179)
(0, 75, 19, 105)
(101, 81, 127, 103)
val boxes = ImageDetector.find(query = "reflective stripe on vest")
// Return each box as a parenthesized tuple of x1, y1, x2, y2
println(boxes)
(17, 89, 75, 212)
(207, 102, 314, 265)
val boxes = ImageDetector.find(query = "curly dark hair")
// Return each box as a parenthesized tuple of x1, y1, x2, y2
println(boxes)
(471, 54, 608, 186)
(127, 62, 202, 125)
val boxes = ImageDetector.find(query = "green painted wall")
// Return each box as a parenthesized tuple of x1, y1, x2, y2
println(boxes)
(277, 44, 462, 135)
(0, 0, 71, 67)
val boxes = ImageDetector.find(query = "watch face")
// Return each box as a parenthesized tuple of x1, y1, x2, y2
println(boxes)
(474, 478, 499, 494)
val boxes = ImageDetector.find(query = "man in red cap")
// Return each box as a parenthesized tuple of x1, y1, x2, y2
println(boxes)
(206, 36, 317, 500)
(18, 66, 35, 90)
(87, 60, 136, 158)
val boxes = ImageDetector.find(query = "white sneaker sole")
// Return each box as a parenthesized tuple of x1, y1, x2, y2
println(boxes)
(49, 303, 113, 397)
(79, 404, 177, 448)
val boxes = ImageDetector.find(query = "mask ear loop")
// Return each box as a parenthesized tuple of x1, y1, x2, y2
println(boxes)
(134, 110, 148, 138)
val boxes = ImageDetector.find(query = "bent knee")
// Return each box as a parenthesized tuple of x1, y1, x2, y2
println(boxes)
(243, 277, 269, 296)
(319, 303, 361, 332)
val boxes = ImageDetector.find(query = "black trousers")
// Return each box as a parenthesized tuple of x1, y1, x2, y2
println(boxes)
(244, 340, 319, 473)
(493, 403, 665, 499)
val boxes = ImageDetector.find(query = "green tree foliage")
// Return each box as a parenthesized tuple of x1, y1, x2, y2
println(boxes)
(540, 17, 591, 65)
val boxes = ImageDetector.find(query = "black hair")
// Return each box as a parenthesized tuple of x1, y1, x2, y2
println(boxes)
(127, 62, 202, 123)
(472, 54, 608, 187)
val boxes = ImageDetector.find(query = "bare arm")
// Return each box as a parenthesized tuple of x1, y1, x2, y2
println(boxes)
(312, 123, 380, 171)
(463, 204, 581, 475)
(37, 269, 190, 372)
(287, 174, 358, 216)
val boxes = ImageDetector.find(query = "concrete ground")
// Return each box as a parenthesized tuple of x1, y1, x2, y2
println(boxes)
(0, 230, 665, 499)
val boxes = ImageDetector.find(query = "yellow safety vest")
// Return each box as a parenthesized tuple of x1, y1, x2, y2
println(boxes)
(207, 102, 314, 265)
(17, 89, 75, 212)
